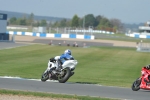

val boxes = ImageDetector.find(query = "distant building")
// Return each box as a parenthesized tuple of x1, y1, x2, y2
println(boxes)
(0, 13, 9, 41)
(0, 13, 7, 34)
(139, 20, 150, 34)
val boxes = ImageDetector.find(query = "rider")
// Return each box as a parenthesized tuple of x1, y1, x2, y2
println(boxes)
(48, 49, 74, 72)
(56, 49, 74, 70)
(60, 49, 74, 65)
(144, 64, 150, 83)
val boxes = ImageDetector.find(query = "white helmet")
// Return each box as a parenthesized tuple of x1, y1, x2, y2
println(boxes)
(64, 49, 71, 55)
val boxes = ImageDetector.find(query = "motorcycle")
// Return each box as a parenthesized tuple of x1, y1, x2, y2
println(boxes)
(132, 67, 150, 91)
(41, 56, 78, 83)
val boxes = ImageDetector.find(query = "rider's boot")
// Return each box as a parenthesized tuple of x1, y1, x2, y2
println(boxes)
(56, 60, 62, 72)
(144, 78, 150, 84)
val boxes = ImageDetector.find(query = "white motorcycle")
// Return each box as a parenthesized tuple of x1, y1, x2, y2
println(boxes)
(41, 56, 78, 83)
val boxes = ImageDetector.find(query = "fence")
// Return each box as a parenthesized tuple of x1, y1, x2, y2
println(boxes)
(136, 42, 150, 52)
(7, 31, 95, 40)
(126, 33, 150, 39)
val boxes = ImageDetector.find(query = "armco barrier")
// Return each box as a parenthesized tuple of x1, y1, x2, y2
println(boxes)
(126, 33, 150, 39)
(136, 42, 150, 52)
(6, 31, 95, 40)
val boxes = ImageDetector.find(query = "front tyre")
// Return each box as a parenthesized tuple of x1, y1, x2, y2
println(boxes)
(41, 71, 49, 82)
(58, 67, 71, 83)
(131, 78, 141, 91)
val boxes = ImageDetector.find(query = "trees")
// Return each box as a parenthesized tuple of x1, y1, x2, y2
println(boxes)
(52, 21, 59, 27)
(9, 13, 34, 26)
(40, 19, 47, 26)
(60, 19, 67, 27)
(18, 18, 27, 25)
(95, 15, 102, 27)
(9, 17, 17, 25)
(96, 17, 112, 30)
(8, 13, 124, 32)
(71, 14, 79, 27)
(28, 13, 34, 26)
(84, 14, 96, 27)
(110, 18, 124, 33)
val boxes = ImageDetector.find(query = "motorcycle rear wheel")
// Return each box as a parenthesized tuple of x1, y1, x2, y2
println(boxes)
(58, 67, 71, 83)
(131, 78, 141, 91)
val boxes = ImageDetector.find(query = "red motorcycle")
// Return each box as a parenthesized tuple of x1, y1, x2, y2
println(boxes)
(132, 67, 150, 91)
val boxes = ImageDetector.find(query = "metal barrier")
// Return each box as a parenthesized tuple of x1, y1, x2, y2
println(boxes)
(7, 31, 95, 40)
(136, 42, 150, 52)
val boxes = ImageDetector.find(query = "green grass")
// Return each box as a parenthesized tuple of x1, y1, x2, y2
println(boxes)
(0, 44, 149, 87)
(95, 33, 150, 42)
(0, 89, 117, 100)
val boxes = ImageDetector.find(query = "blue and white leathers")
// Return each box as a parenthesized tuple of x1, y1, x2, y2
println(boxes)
(60, 53, 74, 64)
(47, 49, 74, 71)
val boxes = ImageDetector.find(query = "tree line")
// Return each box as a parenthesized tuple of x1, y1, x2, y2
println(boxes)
(8, 13, 123, 32)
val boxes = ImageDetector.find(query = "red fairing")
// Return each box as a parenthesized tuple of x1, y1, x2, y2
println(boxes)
(140, 67, 150, 90)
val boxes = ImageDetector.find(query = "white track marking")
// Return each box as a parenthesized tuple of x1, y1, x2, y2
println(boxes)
(0, 76, 58, 82)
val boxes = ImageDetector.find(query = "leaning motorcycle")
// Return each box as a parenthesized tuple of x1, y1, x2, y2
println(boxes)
(41, 56, 78, 83)
(132, 67, 150, 91)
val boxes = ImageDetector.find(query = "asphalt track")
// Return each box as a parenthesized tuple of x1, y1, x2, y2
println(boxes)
(16, 38, 114, 47)
(0, 77, 150, 100)
(13, 35, 137, 47)
(0, 42, 29, 50)
(0, 40, 146, 100)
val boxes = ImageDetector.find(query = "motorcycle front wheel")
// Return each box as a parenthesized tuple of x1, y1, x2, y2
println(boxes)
(41, 71, 49, 82)
(131, 78, 141, 91)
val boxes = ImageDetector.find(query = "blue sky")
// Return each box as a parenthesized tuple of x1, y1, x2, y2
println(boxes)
(0, 0, 150, 24)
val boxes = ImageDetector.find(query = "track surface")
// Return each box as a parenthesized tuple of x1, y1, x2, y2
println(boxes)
(0, 78, 150, 100)
(13, 35, 136, 47)
(0, 42, 29, 50)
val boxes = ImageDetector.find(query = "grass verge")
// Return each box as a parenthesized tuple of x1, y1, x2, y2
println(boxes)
(0, 89, 118, 100)
(0, 44, 149, 87)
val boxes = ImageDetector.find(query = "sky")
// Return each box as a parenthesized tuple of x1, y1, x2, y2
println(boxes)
(0, 0, 150, 24)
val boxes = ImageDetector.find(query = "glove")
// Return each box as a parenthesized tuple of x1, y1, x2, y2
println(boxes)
(50, 57, 55, 62)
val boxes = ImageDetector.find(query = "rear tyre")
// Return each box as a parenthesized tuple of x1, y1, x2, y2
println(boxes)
(41, 71, 49, 82)
(58, 67, 71, 83)
(131, 78, 141, 91)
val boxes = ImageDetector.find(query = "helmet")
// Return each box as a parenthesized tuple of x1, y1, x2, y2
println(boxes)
(146, 64, 150, 69)
(64, 49, 71, 55)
